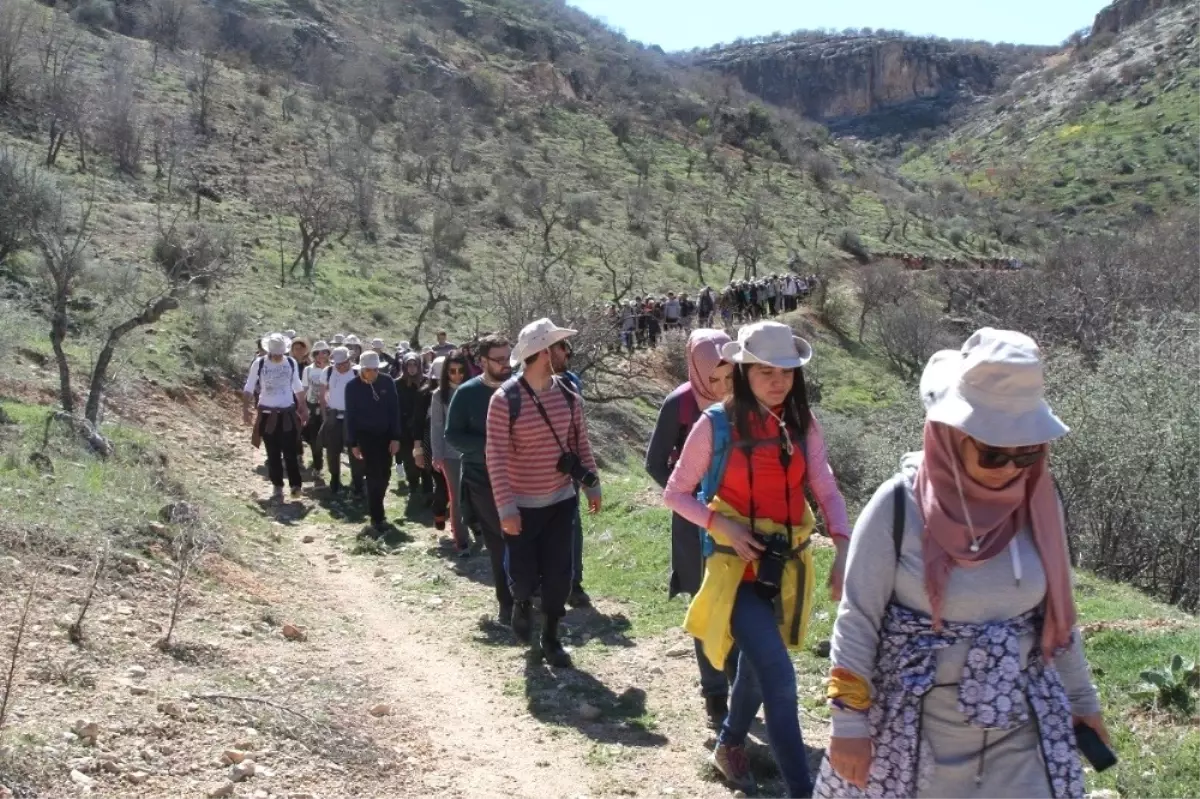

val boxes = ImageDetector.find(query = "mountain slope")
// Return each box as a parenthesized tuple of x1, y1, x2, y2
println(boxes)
(900, 2, 1199, 227)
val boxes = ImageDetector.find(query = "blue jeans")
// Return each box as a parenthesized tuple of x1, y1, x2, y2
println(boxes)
(695, 638, 751, 699)
(719, 583, 813, 798)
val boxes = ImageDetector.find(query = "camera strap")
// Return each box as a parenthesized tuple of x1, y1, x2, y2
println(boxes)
(519, 376, 575, 455)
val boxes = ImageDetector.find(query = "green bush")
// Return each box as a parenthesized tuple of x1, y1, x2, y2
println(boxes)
(837, 229, 869, 261)
(1133, 654, 1200, 716)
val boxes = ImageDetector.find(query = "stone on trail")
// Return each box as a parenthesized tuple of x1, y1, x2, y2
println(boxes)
(221, 750, 247, 765)
(374, 567, 387, 577)
(126, 665, 147, 679)
(69, 770, 95, 788)
(301, 535, 315, 543)
(281, 623, 307, 642)
(665, 645, 690, 658)
(208, 781, 236, 798)
(126, 771, 150, 785)
(0, 783, 13, 799)
(229, 760, 257, 782)
(368, 703, 392, 717)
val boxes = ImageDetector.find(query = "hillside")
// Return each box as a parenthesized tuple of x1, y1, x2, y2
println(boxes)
(900, 1, 1199, 227)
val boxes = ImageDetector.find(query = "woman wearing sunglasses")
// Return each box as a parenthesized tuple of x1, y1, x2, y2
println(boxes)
(816, 328, 1108, 799)
(429, 351, 473, 554)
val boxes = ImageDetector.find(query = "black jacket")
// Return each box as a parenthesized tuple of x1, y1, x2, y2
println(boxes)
(344, 374, 402, 448)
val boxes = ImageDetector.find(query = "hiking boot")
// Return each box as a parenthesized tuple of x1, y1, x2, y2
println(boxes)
(434, 516, 446, 531)
(456, 546, 471, 560)
(567, 585, 592, 609)
(711, 743, 756, 795)
(541, 617, 573, 669)
(270, 487, 284, 504)
(290, 486, 303, 498)
(704, 695, 729, 731)
(497, 603, 514, 628)
(511, 600, 533, 643)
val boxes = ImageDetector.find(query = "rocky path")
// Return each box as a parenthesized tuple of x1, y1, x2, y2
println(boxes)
(195, 408, 759, 799)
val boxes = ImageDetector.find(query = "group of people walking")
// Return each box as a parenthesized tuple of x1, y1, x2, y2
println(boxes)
(243, 320, 600, 667)
(243, 313, 1111, 798)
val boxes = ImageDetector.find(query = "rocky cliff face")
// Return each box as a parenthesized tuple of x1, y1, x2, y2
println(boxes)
(694, 37, 1000, 123)
(1091, 0, 1190, 36)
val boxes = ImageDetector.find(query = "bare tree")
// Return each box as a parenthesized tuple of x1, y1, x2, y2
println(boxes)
(67, 540, 108, 644)
(728, 190, 771, 281)
(0, 147, 55, 265)
(682, 214, 713, 284)
(876, 299, 948, 379)
(100, 45, 143, 175)
(188, 50, 219, 134)
(138, 0, 196, 71)
(854, 262, 908, 342)
(150, 113, 192, 194)
(335, 135, 377, 238)
(281, 170, 349, 280)
(0, 0, 32, 105)
(411, 204, 467, 349)
(594, 240, 641, 302)
(37, 25, 83, 168)
(520, 177, 573, 255)
(0, 562, 42, 732)
(157, 521, 221, 652)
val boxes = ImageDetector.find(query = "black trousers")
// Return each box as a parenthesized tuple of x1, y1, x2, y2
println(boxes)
(431, 468, 448, 522)
(396, 437, 428, 490)
(461, 473, 513, 610)
(320, 414, 362, 491)
(303, 403, 323, 470)
(506, 496, 578, 620)
(259, 412, 302, 489)
(358, 437, 393, 525)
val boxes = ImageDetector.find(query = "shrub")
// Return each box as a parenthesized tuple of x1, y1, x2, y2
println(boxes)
(837, 229, 870, 261)
(71, 0, 115, 29)
(1133, 654, 1199, 716)
(674, 251, 695, 269)
(947, 226, 968, 247)
(191, 307, 252, 382)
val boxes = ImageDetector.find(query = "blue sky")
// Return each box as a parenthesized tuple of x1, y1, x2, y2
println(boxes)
(567, 0, 1111, 51)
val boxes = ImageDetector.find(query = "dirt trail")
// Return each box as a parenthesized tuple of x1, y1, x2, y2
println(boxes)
(169, 402, 826, 798)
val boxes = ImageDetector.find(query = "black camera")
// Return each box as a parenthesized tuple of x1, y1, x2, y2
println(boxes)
(557, 451, 599, 488)
(753, 533, 791, 600)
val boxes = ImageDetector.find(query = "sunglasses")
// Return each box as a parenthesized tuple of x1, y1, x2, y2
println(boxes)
(448, 367, 466, 376)
(969, 438, 1046, 470)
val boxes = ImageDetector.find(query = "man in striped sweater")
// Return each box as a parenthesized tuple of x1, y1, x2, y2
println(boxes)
(485, 319, 602, 668)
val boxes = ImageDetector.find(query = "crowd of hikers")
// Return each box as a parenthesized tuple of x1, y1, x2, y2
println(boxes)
(241, 311, 1111, 798)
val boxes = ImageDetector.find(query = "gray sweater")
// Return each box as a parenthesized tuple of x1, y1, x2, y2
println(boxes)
(830, 452, 1100, 738)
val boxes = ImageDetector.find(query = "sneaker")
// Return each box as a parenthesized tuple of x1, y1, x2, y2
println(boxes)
(567, 585, 592, 609)
(290, 486, 303, 498)
(511, 601, 533, 643)
(434, 516, 446, 531)
(704, 695, 729, 731)
(541, 635, 573, 669)
(711, 743, 757, 795)
(270, 487, 284, 504)
(497, 603, 514, 627)
(456, 546, 471, 560)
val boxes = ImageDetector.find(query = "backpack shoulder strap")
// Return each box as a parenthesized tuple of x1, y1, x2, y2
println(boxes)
(501, 377, 522, 433)
(326, 366, 333, 380)
(555, 376, 577, 408)
(699, 405, 731, 503)
(891, 480, 906, 563)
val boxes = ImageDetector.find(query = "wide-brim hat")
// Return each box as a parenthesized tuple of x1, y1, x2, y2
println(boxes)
(290, 335, 311, 352)
(920, 327, 1068, 448)
(721, 321, 812, 369)
(359, 351, 381, 370)
(261, 333, 290, 356)
(311, 340, 330, 354)
(344, 335, 362, 347)
(510, 318, 578, 368)
(330, 347, 350, 365)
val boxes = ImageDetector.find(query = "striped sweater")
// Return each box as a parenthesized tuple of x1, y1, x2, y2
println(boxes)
(485, 377, 601, 520)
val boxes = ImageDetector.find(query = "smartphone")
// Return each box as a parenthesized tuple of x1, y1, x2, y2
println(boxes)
(1074, 722, 1118, 772)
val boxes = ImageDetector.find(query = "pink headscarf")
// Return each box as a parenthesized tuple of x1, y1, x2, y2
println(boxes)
(686, 329, 732, 405)
(913, 421, 1076, 657)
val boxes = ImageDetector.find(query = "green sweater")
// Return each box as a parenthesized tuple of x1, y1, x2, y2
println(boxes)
(444, 375, 497, 482)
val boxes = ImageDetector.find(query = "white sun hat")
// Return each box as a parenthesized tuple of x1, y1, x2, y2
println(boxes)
(509, 317, 578, 368)
(359, 351, 381, 370)
(344, 334, 361, 347)
(920, 327, 1068, 448)
(261, 333, 290, 356)
(370, 337, 385, 350)
(311, 340, 330, 354)
(330, 347, 350, 365)
(429, 356, 446, 380)
(720, 321, 812, 369)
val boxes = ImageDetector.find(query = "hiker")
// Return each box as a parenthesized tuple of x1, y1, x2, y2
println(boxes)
(645, 329, 751, 731)
(698, 287, 716, 328)
(430, 350, 473, 554)
(331, 333, 346, 347)
(664, 292, 682, 331)
(319, 346, 360, 497)
(344, 351, 402, 532)
(446, 334, 517, 625)
(485, 318, 602, 668)
(243, 333, 309, 502)
(815, 329, 1106, 799)
(300, 341, 331, 477)
(344, 335, 364, 364)
(417, 359, 443, 523)
(431, 330, 457, 358)
(394, 353, 429, 497)
(663, 321, 850, 797)
(370, 337, 397, 370)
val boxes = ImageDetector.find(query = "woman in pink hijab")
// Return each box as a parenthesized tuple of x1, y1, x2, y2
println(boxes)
(816, 328, 1110, 799)
(644, 329, 734, 729)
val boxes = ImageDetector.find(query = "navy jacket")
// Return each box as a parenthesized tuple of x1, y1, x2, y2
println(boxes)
(344, 373, 402, 448)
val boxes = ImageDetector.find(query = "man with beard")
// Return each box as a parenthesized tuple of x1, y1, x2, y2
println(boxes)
(445, 334, 515, 626)
(485, 319, 602, 668)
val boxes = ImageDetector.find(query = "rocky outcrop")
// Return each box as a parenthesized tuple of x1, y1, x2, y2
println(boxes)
(695, 37, 1000, 122)
(1091, 0, 1190, 36)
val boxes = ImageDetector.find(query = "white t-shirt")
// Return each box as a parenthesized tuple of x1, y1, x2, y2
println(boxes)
(244, 356, 303, 409)
(325, 365, 356, 412)
(302, 363, 330, 405)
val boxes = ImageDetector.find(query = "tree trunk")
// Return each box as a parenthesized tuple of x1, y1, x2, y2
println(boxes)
(693, 246, 706, 284)
(410, 294, 447, 351)
(50, 303, 74, 414)
(84, 297, 179, 424)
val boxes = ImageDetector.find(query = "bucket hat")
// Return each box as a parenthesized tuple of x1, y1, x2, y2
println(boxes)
(920, 327, 1068, 447)
(330, 347, 350, 365)
(720, 321, 812, 369)
(359, 351, 381, 370)
(510, 318, 578, 368)
(311, 340, 330, 354)
(261, 333, 290, 356)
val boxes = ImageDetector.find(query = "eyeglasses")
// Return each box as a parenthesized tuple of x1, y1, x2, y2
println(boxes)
(448, 367, 466, 376)
(969, 438, 1046, 470)
(482, 355, 509, 365)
